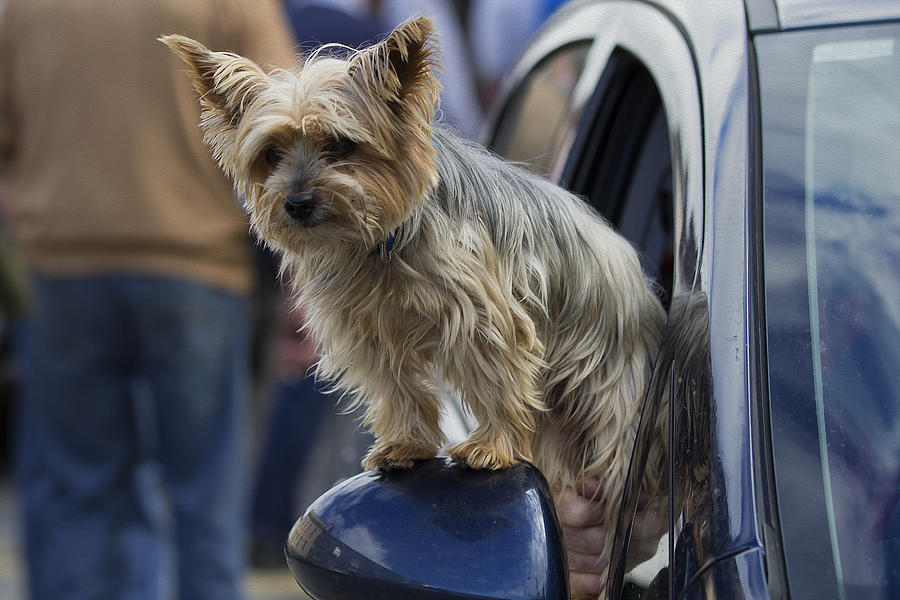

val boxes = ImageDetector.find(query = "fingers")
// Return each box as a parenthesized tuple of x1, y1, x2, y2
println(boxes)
(554, 479, 610, 599)
(561, 524, 609, 594)
(569, 571, 604, 599)
(554, 483, 605, 529)
(575, 478, 601, 498)
(560, 523, 606, 554)
(567, 549, 607, 573)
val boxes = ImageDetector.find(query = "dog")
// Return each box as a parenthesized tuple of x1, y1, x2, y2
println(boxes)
(161, 15, 665, 558)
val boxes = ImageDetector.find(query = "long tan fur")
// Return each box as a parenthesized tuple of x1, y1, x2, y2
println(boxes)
(162, 18, 665, 597)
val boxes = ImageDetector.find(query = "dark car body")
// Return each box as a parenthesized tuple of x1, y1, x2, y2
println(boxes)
(484, 1, 900, 598)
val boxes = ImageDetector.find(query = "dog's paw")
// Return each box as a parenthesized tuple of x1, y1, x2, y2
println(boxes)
(362, 440, 437, 471)
(448, 440, 522, 470)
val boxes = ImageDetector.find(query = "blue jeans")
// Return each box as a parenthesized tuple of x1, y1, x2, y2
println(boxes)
(15, 275, 250, 600)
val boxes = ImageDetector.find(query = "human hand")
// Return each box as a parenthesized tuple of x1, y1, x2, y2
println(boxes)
(555, 478, 667, 599)
(554, 478, 608, 599)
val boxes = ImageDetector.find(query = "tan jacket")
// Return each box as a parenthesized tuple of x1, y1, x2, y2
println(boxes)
(0, 0, 297, 294)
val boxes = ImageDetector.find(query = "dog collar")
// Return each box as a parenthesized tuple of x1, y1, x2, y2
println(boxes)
(370, 230, 398, 261)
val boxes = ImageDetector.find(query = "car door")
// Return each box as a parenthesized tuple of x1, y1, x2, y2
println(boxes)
(484, 1, 706, 597)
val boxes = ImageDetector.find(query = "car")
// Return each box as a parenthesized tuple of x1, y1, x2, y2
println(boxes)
(286, 1, 900, 598)
(484, 0, 900, 598)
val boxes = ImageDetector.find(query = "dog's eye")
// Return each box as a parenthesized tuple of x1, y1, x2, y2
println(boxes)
(324, 137, 357, 158)
(263, 146, 284, 168)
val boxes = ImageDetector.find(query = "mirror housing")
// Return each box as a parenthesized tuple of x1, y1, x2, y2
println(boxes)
(285, 458, 569, 599)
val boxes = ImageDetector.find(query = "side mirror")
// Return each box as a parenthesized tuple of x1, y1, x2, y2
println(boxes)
(285, 458, 569, 599)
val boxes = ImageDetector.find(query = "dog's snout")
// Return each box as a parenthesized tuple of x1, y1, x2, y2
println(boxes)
(284, 192, 317, 222)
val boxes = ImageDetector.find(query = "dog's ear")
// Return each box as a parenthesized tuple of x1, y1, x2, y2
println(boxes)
(349, 17, 441, 121)
(159, 34, 268, 124)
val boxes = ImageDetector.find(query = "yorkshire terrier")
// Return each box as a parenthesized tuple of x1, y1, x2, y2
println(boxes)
(161, 16, 664, 546)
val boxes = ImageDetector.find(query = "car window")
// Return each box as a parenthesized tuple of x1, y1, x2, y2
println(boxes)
(758, 22, 900, 599)
(563, 49, 674, 306)
(489, 41, 590, 176)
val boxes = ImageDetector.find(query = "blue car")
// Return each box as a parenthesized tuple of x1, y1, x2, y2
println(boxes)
(487, 0, 900, 597)
(287, 1, 900, 598)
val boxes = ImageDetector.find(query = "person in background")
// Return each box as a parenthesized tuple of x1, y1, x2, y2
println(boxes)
(467, 0, 569, 106)
(375, 0, 485, 139)
(285, 0, 383, 54)
(0, 2, 295, 598)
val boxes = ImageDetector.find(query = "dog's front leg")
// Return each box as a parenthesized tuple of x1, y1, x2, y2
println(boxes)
(445, 299, 546, 470)
(357, 359, 445, 471)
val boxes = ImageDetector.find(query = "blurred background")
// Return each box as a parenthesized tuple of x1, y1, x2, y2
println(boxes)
(0, 0, 569, 598)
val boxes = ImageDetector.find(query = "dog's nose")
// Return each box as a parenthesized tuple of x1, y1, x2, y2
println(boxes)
(284, 192, 316, 222)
